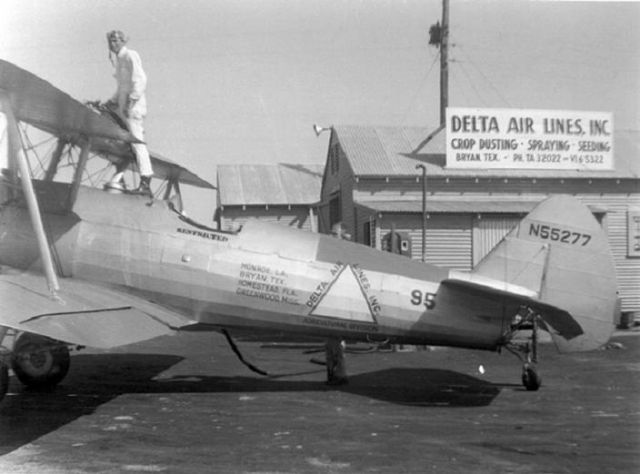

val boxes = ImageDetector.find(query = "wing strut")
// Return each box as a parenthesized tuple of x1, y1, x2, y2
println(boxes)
(0, 91, 60, 295)
(163, 178, 183, 212)
(44, 139, 68, 181)
(67, 137, 92, 209)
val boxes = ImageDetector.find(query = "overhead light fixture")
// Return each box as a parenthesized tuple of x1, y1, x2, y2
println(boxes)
(313, 124, 333, 137)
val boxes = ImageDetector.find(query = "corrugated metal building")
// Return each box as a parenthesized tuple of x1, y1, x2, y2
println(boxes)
(216, 163, 323, 232)
(318, 125, 640, 314)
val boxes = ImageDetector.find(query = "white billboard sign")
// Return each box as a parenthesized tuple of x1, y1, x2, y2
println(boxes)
(446, 108, 613, 170)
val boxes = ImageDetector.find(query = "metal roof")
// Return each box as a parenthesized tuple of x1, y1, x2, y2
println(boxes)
(217, 163, 323, 206)
(333, 125, 640, 179)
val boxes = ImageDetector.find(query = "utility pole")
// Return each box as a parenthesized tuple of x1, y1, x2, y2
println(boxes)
(416, 164, 427, 262)
(440, 0, 449, 126)
(418, 0, 449, 264)
(429, 0, 450, 126)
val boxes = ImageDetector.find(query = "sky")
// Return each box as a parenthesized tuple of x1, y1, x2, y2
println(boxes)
(1, 0, 639, 221)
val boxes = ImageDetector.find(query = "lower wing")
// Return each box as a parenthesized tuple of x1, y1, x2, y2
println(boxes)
(0, 270, 196, 349)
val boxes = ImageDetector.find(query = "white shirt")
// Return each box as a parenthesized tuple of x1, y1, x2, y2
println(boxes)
(111, 46, 147, 119)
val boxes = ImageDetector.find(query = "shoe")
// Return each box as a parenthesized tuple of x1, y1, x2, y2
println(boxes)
(132, 176, 152, 196)
(103, 177, 126, 193)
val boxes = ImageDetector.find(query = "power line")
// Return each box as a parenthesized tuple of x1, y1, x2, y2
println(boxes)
(456, 44, 512, 107)
(399, 52, 440, 126)
(449, 67, 473, 107)
(450, 59, 488, 107)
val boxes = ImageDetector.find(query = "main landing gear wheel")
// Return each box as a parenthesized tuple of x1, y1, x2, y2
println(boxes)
(12, 333, 70, 390)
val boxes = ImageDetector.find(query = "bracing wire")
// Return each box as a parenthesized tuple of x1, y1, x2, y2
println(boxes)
(58, 145, 76, 171)
(18, 124, 49, 178)
(84, 153, 113, 186)
(155, 179, 168, 198)
(19, 125, 57, 150)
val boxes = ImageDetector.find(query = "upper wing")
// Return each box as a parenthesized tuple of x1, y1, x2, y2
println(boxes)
(0, 59, 137, 143)
(0, 271, 196, 349)
(0, 59, 215, 190)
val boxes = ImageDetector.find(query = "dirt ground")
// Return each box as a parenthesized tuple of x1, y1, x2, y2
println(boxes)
(0, 330, 638, 474)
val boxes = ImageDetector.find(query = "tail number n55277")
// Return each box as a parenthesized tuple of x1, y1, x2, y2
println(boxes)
(529, 223, 591, 246)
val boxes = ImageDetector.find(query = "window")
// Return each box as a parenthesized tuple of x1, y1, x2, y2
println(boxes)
(330, 144, 340, 175)
(628, 209, 640, 257)
(329, 194, 341, 228)
(363, 220, 372, 247)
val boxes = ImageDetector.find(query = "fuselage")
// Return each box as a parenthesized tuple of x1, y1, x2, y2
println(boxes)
(0, 180, 513, 350)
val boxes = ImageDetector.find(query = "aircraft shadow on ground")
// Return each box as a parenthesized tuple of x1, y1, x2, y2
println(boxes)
(0, 353, 184, 455)
(0, 352, 500, 455)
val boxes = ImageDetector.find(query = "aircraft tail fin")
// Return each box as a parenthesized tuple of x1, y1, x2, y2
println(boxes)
(472, 195, 618, 353)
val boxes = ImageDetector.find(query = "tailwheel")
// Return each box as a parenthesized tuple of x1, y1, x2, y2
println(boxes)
(522, 363, 541, 391)
(505, 306, 543, 391)
(12, 332, 70, 390)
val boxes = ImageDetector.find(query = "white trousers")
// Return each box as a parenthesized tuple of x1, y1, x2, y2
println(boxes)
(127, 116, 153, 178)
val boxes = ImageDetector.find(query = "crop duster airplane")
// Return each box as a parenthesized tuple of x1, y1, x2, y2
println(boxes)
(0, 60, 619, 402)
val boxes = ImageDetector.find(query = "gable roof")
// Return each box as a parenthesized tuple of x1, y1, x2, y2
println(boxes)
(332, 125, 640, 179)
(217, 163, 323, 206)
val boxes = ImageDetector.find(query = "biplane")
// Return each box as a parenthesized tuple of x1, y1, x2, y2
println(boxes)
(0, 59, 619, 402)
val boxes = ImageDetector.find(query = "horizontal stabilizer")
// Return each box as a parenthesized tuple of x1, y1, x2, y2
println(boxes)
(442, 275, 584, 341)
(0, 271, 196, 348)
(445, 271, 538, 300)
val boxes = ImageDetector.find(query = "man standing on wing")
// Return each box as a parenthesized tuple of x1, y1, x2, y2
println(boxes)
(105, 30, 153, 195)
